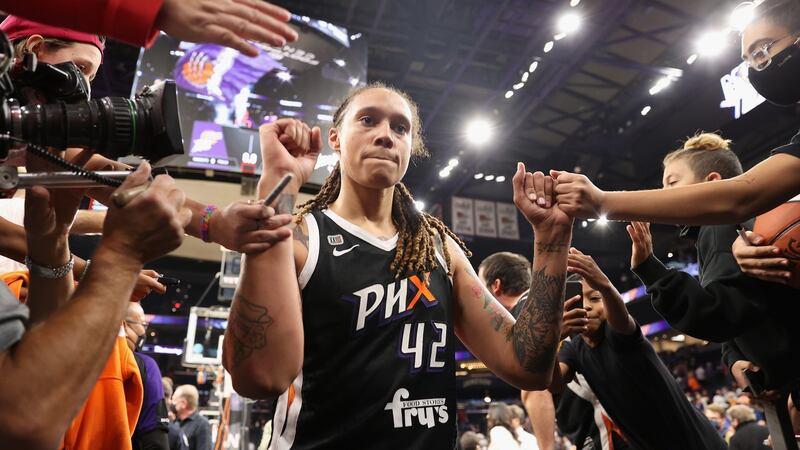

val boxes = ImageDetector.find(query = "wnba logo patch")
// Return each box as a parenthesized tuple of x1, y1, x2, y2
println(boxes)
(327, 234, 344, 246)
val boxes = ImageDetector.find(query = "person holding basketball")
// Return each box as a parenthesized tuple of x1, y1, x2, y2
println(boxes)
(222, 83, 573, 449)
(626, 132, 800, 392)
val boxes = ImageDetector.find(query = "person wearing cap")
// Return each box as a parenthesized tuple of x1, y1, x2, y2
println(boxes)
(0, 0, 299, 57)
(0, 16, 299, 294)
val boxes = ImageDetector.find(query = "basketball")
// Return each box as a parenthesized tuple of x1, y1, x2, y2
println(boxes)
(753, 196, 800, 288)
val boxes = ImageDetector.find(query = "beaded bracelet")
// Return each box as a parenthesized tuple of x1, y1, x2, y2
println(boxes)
(200, 205, 218, 243)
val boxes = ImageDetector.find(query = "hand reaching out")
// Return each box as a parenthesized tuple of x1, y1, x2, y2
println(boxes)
(626, 221, 653, 270)
(512, 162, 572, 230)
(156, 0, 299, 57)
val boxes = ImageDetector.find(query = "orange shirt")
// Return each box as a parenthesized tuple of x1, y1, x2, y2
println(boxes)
(60, 336, 144, 450)
(1, 270, 144, 450)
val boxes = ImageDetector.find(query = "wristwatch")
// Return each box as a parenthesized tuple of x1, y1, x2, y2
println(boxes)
(25, 255, 75, 279)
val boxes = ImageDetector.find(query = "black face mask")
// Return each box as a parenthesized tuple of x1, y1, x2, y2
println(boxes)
(748, 41, 800, 106)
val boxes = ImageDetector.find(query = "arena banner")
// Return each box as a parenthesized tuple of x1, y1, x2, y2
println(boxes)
(495, 202, 520, 240)
(451, 197, 475, 236)
(474, 200, 497, 238)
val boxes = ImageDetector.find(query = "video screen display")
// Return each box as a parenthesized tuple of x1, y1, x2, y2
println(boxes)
(131, 15, 367, 185)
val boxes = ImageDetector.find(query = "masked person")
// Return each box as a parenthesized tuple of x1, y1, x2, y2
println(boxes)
(549, 0, 800, 230)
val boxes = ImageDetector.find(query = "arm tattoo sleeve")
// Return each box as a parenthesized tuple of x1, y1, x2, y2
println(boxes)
(228, 293, 274, 367)
(512, 265, 565, 373)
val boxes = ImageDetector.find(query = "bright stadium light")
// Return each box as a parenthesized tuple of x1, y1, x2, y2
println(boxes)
(556, 12, 582, 35)
(597, 215, 609, 226)
(414, 200, 425, 211)
(649, 76, 673, 95)
(696, 30, 729, 57)
(543, 41, 554, 53)
(640, 105, 652, 116)
(686, 53, 698, 65)
(465, 118, 493, 146)
(529, 61, 539, 72)
(505, 90, 514, 99)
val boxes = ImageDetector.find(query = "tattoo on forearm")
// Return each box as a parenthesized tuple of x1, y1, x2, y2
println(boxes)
(512, 265, 565, 372)
(274, 193, 296, 215)
(228, 294, 274, 367)
(535, 240, 569, 253)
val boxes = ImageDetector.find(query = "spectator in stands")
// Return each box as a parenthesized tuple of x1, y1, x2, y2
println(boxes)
(172, 385, 211, 450)
(509, 404, 539, 450)
(125, 302, 170, 450)
(486, 403, 522, 450)
(728, 405, 770, 450)
(477, 252, 531, 311)
(705, 403, 729, 437)
(550, 251, 727, 449)
(460, 431, 482, 450)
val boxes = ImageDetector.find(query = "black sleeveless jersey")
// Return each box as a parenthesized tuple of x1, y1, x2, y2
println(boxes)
(268, 208, 457, 450)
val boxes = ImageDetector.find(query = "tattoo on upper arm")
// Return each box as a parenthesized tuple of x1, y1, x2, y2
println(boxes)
(512, 265, 565, 373)
(463, 265, 515, 341)
(227, 293, 274, 367)
(293, 219, 309, 250)
(274, 193, 296, 215)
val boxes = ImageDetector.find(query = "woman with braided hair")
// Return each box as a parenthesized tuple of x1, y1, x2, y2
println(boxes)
(223, 83, 575, 449)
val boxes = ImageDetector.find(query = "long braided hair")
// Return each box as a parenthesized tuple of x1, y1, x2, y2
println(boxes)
(296, 82, 471, 278)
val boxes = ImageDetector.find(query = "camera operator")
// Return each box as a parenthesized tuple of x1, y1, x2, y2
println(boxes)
(0, 161, 189, 450)
(0, 0, 298, 57)
(0, 16, 295, 269)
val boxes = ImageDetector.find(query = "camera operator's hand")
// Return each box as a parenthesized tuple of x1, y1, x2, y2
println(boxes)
(210, 201, 293, 254)
(100, 162, 191, 264)
(259, 119, 322, 194)
(626, 221, 653, 270)
(156, 0, 299, 57)
(561, 295, 588, 339)
(131, 270, 167, 302)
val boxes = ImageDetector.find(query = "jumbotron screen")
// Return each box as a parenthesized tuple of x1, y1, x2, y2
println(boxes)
(131, 15, 368, 185)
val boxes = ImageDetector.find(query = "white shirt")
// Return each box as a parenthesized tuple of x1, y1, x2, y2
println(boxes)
(516, 427, 539, 450)
(489, 426, 521, 450)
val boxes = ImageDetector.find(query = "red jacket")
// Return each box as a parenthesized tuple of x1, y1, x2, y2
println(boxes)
(0, 0, 161, 46)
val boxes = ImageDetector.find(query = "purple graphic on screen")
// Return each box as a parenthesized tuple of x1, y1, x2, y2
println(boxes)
(189, 121, 228, 158)
(174, 44, 287, 104)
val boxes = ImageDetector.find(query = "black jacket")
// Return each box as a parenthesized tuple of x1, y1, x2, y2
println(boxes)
(633, 223, 800, 389)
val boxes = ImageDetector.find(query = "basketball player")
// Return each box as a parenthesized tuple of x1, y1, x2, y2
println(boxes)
(222, 83, 573, 449)
(626, 133, 800, 393)
(547, 1, 800, 226)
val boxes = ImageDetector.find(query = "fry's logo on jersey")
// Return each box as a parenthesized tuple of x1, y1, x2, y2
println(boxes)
(384, 388, 449, 429)
(342, 275, 438, 332)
